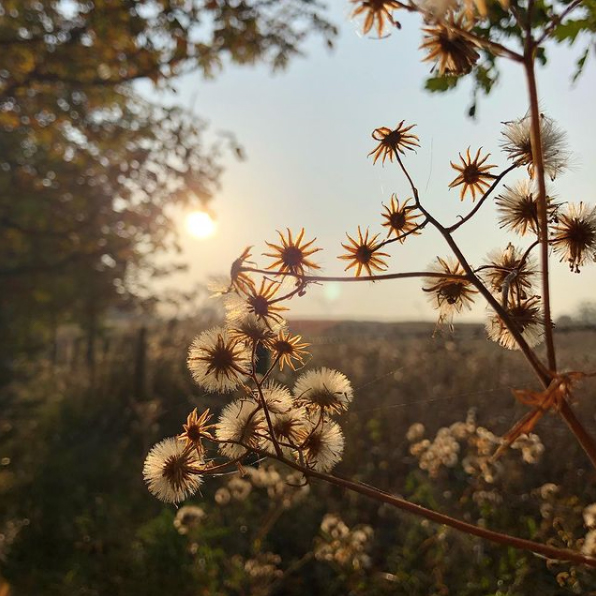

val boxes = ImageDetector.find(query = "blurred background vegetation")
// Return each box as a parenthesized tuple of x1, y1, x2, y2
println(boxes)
(2, 1, 596, 595)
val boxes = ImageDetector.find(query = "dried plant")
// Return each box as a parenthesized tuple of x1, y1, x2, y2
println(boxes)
(144, 0, 596, 577)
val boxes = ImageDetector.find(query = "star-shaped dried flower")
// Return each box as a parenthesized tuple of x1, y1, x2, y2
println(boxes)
(420, 18, 480, 76)
(243, 279, 288, 326)
(230, 247, 256, 293)
(368, 121, 420, 165)
(449, 147, 496, 201)
(179, 408, 216, 455)
(350, 0, 401, 37)
(338, 227, 390, 277)
(264, 228, 321, 276)
(381, 195, 423, 240)
(267, 329, 310, 371)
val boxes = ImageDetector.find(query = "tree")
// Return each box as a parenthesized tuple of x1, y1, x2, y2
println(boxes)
(0, 0, 336, 376)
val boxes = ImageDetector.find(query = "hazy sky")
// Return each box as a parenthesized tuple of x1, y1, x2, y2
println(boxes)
(141, 4, 596, 322)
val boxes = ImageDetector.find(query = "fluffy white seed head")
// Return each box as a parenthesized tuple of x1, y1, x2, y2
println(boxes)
(143, 437, 203, 504)
(296, 416, 345, 472)
(216, 399, 265, 459)
(293, 368, 353, 415)
(187, 327, 251, 393)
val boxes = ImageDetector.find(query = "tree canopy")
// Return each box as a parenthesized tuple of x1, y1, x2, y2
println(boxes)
(0, 0, 336, 371)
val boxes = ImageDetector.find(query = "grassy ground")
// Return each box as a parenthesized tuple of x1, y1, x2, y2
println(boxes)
(1, 319, 596, 595)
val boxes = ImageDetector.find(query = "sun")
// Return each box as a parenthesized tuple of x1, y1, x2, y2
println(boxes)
(185, 211, 216, 239)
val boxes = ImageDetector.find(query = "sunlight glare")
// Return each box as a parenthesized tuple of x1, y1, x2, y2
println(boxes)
(185, 211, 216, 239)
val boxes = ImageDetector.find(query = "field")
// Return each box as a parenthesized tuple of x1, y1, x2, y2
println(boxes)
(2, 319, 596, 595)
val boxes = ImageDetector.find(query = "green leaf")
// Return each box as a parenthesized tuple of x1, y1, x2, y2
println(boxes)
(424, 75, 460, 93)
(552, 18, 591, 44)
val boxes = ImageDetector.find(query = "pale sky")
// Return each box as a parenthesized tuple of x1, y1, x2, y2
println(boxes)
(140, 4, 596, 322)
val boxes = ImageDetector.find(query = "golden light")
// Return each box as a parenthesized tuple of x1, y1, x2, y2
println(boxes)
(185, 210, 216, 239)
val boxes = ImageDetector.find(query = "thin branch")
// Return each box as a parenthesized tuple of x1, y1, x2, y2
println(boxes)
(536, 0, 584, 46)
(395, 0, 524, 62)
(393, 150, 552, 385)
(242, 444, 596, 569)
(377, 219, 429, 249)
(240, 267, 468, 284)
(558, 399, 596, 471)
(448, 164, 518, 233)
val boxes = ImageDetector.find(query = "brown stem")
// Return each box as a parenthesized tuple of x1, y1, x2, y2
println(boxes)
(448, 164, 518, 233)
(393, 150, 551, 385)
(559, 400, 596, 470)
(396, 1, 524, 62)
(536, 0, 584, 46)
(377, 219, 428, 248)
(523, 41, 557, 373)
(241, 267, 467, 283)
(251, 365, 283, 458)
(245, 445, 596, 568)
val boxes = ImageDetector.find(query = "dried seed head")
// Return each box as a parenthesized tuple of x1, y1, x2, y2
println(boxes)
(338, 226, 390, 277)
(187, 328, 251, 393)
(481, 244, 537, 300)
(293, 367, 354, 415)
(496, 179, 559, 236)
(551, 202, 596, 272)
(381, 195, 423, 240)
(216, 399, 266, 460)
(486, 296, 544, 350)
(501, 114, 569, 180)
(264, 228, 321, 276)
(368, 121, 420, 165)
(449, 147, 496, 201)
(423, 257, 477, 326)
(420, 18, 480, 76)
(143, 438, 203, 503)
(350, 0, 401, 37)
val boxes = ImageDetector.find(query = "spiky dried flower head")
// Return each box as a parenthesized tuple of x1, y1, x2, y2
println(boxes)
(551, 202, 596, 272)
(495, 179, 559, 236)
(296, 416, 345, 472)
(293, 367, 354, 415)
(350, 0, 401, 37)
(416, 0, 509, 20)
(228, 312, 276, 346)
(187, 327, 251, 393)
(261, 406, 309, 454)
(242, 279, 288, 327)
(420, 18, 480, 76)
(230, 246, 256, 293)
(264, 228, 321, 276)
(368, 121, 420, 165)
(481, 244, 537, 301)
(216, 399, 266, 460)
(258, 381, 294, 414)
(143, 438, 203, 503)
(338, 226, 390, 277)
(423, 257, 477, 323)
(267, 329, 310, 371)
(381, 195, 423, 240)
(449, 147, 496, 201)
(179, 408, 215, 455)
(501, 114, 569, 180)
(486, 296, 543, 350)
